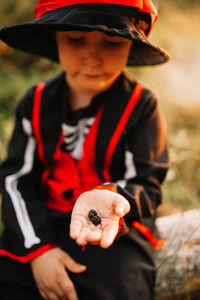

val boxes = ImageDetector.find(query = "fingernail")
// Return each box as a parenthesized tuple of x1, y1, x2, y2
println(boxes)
(79, 265, 87, 270)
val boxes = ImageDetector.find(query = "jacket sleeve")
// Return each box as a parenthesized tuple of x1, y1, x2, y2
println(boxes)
(106, 89, 170, 225)
(0, 88, 58, 261)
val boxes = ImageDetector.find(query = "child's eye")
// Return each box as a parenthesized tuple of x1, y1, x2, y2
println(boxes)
(67, 37, 85, 43)
(104, 40, 122, 47)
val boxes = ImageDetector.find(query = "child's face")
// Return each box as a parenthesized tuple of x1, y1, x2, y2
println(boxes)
(56, 31, 132, 96)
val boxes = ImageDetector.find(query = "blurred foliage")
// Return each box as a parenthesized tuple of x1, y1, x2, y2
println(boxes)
(0, 0, 35, 25)
(0, 0, 200, 221)
(166, 0, 199, 10)
(162, 105, 200, 213)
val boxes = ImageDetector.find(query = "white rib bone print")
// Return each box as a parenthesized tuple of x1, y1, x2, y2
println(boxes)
(61, 117, 95, 160)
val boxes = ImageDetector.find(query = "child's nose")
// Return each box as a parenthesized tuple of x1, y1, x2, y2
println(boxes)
(83, 48, 102, 67)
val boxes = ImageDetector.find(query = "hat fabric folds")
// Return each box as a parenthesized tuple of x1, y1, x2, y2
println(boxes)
(0, 0, 170, 66)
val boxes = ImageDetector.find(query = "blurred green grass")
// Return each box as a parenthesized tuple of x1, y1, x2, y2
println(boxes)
(0, 0, 200, 227)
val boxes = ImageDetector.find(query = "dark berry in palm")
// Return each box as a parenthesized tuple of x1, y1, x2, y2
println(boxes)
(88, 209, 101, 225)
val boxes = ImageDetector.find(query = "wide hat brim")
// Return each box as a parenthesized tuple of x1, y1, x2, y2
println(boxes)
(0, 6, 170, 66)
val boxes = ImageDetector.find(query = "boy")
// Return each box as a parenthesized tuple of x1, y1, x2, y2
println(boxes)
(0, 1, 170, 299)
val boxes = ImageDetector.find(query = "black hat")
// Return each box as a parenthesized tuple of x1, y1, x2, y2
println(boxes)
(0, 0, 170, 66)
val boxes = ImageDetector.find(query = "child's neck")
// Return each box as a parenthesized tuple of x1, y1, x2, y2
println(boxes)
(66, 72, 121, 111)
(68, 87, 94, 111)
(66, 75, 96, 111)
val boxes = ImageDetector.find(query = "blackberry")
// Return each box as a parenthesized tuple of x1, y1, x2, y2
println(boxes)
(88, 209, 101, 225)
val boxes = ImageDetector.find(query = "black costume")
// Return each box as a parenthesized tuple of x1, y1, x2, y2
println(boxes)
(0, 72, 169, 299)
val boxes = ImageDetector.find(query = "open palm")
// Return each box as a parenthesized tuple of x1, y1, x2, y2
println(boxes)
(70, 189, 130, 248)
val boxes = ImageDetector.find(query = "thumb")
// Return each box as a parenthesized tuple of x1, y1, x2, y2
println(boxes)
(62, 252, 87, 274)
(113, 194, 130, 217)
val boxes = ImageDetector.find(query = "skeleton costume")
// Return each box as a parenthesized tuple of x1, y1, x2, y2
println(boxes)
(0, 1, 170, 299)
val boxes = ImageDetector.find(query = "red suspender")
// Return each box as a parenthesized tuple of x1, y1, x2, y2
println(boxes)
(103, 84, 143, 182)
(32, 81, 46, 165)
(32, 82, 51, 185)
(32, 81, 142, 199)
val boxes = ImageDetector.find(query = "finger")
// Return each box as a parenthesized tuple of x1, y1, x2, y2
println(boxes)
(70, 220, 83, 240)
(49, 283, 69, 300)
(39, 290, 47, 300)
(75, 227, 91, 246)
(44, 289, 61, 300)
(86, 229, 102, 244)
(100, 222, 119, 248)
(62, 252, 87, 274)
(40, 280, 65, 300)
(113, 195, 130, 217)
(58, 273, 79, 300)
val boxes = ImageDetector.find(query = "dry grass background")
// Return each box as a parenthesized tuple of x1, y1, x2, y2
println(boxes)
(128, 1, 200, 215)
(0, 0, 200, 223)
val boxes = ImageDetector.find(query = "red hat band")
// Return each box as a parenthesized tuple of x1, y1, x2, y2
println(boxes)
(35, 0, 157, 20)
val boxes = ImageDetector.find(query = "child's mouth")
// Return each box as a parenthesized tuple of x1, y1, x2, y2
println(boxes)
(83, 74, 101, 78)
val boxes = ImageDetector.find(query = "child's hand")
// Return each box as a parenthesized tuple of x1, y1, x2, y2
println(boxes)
(30, 247, 86, 300)
(70, 189, 130, 248)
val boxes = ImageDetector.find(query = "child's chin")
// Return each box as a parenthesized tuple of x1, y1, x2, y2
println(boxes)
(79, 82, 105, 93)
